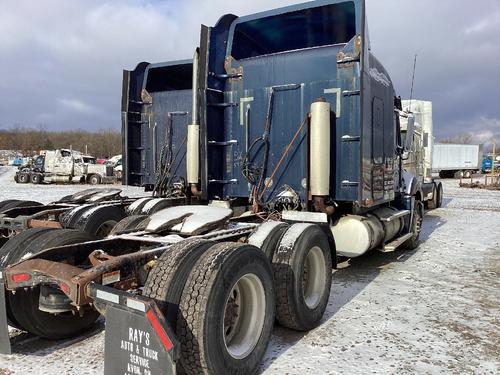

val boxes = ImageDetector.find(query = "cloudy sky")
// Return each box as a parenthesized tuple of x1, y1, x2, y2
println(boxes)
(0, 0, 499, 145)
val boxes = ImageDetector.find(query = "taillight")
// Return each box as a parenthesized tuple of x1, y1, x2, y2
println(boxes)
(11, 273, 31, 283)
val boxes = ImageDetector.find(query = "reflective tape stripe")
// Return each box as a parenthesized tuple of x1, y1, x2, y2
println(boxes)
(146, 310, 173, 352)
(96, 289, 119, 304)
(126, 298, 146, 312)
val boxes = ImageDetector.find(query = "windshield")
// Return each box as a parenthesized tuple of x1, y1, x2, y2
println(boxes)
(231, 2, 356, 60)
(83, 157, 96, 164)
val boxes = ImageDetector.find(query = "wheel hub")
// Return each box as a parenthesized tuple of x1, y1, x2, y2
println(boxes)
(223, 273, 266, 359)
(302, 246, 327, 309)
(224, 287, 241, 341)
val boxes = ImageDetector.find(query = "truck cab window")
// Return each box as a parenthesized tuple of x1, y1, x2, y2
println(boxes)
(231, 2, 356, 60)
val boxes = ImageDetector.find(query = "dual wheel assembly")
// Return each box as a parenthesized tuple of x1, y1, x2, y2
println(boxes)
(0, 228, 100, 338)
(143, 221, 332, 374)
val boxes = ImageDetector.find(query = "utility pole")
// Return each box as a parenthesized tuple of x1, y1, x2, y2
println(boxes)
(492, 139, 496, 177)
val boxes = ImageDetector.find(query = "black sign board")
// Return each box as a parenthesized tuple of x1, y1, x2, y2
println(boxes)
(104, 304, 176, 375)
(0, 282, 11, 354)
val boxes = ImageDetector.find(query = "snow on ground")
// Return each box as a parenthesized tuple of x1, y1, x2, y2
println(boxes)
(0, 166, 145, 204)
(0, 167, 499, 374)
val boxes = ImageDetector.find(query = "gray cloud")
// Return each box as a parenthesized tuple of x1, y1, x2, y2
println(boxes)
(0, 0, 498, 147)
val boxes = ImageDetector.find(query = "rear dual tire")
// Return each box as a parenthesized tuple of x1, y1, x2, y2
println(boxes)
(426, 182, 443, 210)
(6, 229, 100, 339)
(17, 173, 29, 184)
(403, 200, 424, 250)
(109, 215, 149, 235)
(178, 243, 274, 375)
(436, 183, 443, 208)
(62, 205, 126, 238)
(145, 241, 275, 375)
(0, 228, 55, 329)
(272, 224, 332, 331)
(31, 173, 43, 184)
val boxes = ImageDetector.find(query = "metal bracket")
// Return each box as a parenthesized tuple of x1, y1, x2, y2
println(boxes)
(342, 90, 361, 97)
(341, 135, 361, 142)
(208, 102, 239, 108)
(324, 88, 342, 118)
(167, 111, 188, 117)
(341, 180, 359, 187)
(208, 140, 238, 146)
(208, 179, 238, 184)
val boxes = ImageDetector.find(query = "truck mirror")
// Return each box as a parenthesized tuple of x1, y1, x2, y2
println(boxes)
(404, 114, 415, 152)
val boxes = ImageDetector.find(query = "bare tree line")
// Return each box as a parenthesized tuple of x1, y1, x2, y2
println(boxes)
(439, 133, 475, 144)
(0, 126, 121, 158)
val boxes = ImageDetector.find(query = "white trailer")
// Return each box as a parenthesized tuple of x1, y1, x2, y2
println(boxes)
(432, 143, 483, 178)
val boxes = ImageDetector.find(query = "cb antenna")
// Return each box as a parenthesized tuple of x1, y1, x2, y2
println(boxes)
(408, 54, 417, 112)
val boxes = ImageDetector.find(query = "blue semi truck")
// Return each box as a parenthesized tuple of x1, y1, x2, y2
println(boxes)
(0, 1, 433, 373)
(482, 156, 500, 173)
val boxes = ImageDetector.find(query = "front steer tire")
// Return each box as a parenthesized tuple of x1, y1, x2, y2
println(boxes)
(177, 242, 275, 375)
(88, 174, 101, 185)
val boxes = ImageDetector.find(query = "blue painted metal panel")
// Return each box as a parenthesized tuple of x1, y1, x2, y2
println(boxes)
(213, 0, 365, 204)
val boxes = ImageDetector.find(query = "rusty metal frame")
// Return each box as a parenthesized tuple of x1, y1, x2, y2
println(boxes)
(2, 222, 258, 307)
(4, 247, 168, 305)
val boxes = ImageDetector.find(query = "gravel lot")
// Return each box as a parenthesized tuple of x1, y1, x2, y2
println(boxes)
(0, 166, 498, 374)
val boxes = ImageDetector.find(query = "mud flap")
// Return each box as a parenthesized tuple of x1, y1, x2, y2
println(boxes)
(89, 283, 179, 375)
(0, 281, 11, 354)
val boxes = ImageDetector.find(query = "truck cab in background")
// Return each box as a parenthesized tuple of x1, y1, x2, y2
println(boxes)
(482, 155, 500, 174)
(15, 149, 115, 185)
(400, 100, 443, 209)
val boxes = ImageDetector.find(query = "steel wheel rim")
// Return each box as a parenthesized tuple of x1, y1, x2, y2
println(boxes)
(223, 273, 266, 359)
(303, 246, 327, 309)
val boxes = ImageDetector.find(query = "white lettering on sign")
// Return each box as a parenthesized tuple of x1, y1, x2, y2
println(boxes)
(130, 354, 150, 368)
(127, 362, 142, 375)
(120, 340, 134, 352)
(142, 346, 159, 361)
(128, 328, 151, 346)
(120, 326, 159, 375)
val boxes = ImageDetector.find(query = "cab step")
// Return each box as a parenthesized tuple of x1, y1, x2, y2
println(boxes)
(380, 232, 413, 253)
(379, 209, 410, 222)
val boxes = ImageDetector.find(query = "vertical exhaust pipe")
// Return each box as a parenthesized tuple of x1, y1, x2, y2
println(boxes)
(310, 98, 334, 214)
(187, 49, 201, 197)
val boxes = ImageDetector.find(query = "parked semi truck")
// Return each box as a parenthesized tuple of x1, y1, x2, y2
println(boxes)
(433, 143, 483, 178)
(400, 100, 443, 208)
(482, 155, 500, 174)
(0, 1, 430, 373)
(14, 149, 116, 185)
